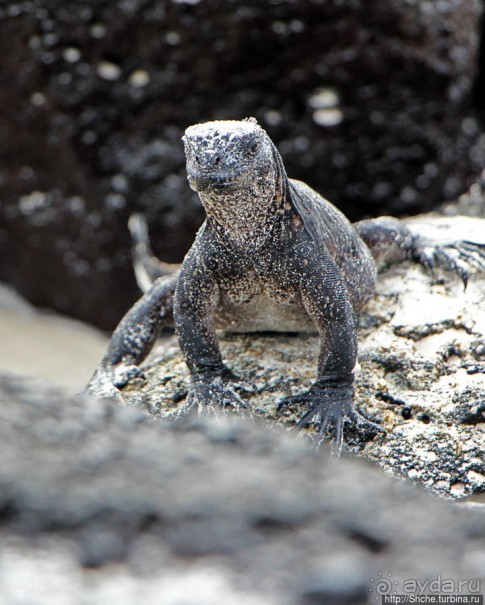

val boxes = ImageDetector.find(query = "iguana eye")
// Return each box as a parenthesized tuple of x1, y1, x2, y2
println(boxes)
(249, 142, 259, 154)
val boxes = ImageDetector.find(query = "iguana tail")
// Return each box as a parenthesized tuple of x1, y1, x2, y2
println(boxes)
(128, 213, 180, 293)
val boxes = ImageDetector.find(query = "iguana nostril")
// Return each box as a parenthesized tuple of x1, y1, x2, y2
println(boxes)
(214, 156, 221, 164)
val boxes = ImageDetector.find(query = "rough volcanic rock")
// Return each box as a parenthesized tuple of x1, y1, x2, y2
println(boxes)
(0, 0, 483, 328)
(121, 216, 485, 499)
(0, 372, 484, 604)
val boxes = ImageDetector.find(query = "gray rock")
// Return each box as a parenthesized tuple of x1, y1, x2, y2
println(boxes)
(0, 372, 484, 604)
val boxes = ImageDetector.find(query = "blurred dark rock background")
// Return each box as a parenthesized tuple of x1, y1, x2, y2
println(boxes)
(0, 0, 484, 329)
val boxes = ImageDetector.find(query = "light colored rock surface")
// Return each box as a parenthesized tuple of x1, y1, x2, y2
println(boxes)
(122, 225, 485, 499)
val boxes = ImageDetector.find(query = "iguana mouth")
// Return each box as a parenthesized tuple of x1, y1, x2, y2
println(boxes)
(187, 171, 249, 194)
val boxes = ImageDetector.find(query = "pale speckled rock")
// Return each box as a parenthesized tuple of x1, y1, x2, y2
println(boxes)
(122, 218, 485, 499)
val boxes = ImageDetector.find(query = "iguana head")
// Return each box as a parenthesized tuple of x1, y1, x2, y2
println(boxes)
(182, 119, 286, 239)
(183, 118, 276, 196)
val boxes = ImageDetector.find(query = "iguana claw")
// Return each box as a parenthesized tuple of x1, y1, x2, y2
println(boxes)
(278, 381, 384, 455)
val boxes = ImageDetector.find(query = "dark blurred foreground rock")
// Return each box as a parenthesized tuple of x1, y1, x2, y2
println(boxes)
(121, 216, 485, 499)
(0, 0, 484, 329)
(0, 371, 484, 604)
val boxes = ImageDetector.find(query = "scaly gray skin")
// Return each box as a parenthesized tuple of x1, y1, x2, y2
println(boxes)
(85, 118, 485, 454)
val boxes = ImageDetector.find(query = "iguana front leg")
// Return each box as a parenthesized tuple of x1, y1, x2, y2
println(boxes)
(278, 246, 382, 454)
(174, 246, 247, 415)
(84, 275, 177, 401)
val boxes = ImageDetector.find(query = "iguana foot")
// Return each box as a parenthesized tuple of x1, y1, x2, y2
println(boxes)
(278, 381, 384, 455)
(178, 368, 249, 418)
(83, 362, 145, 403)
(413, 240, 485, 288)
(83, 364, 124, 403)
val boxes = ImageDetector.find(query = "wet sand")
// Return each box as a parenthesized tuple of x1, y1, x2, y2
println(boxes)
(0, 283, 108, 393)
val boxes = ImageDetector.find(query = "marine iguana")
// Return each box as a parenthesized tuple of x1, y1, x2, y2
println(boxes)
(86, 118, 485, 453)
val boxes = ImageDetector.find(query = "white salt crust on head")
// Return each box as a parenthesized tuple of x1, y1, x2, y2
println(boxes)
(184, 118, 263, 142)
